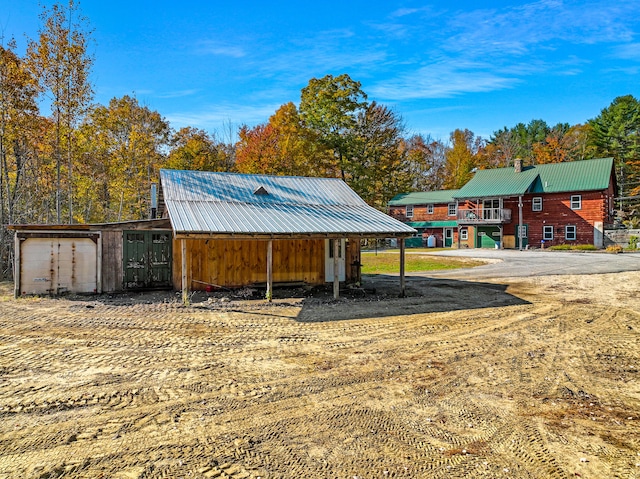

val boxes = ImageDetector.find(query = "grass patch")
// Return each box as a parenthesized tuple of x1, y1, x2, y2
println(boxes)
(548, 244, 598, 251)
(361, 252, 484, 274)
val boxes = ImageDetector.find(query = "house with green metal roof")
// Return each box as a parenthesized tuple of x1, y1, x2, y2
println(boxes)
(389, 157, 617, 249)
(388, 190, 461, 247)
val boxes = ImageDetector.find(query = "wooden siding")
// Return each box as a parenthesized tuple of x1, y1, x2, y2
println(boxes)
(101, 230, 123, 292)
(172, 238, 327, 290)
(388, 203, 454, 222)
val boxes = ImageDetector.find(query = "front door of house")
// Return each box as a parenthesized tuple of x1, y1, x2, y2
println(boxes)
(444, 228, 453, 247)
(516, 224, 529, 249)
(123, 231, 172, 289)
(325, 239, 346, 282)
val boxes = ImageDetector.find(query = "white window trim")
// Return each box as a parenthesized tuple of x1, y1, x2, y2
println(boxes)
(460, 228, 468, 240)
(570, 195, 582, 210)
(427, 204, 434, 214)
(565, 225, 577, 241)
(543, 225, 554, 241)
(406, 205, 414, 218)
(532, 197, 543, 212)
(448, 203, 456, 216)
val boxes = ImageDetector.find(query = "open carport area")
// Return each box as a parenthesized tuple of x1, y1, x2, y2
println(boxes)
(0, 250, 639, 478)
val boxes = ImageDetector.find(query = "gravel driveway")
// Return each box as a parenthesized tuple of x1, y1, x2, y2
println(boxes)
(414, 248, 640, 279)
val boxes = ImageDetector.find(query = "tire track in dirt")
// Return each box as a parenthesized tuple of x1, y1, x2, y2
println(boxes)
(1, 280, 639, 478)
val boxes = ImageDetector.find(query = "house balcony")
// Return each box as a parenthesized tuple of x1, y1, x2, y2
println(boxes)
(457, 208, 512, 224)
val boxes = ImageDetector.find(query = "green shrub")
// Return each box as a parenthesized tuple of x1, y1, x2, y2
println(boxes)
(629, 235, 638, 250)
(549, 244, 598, 251)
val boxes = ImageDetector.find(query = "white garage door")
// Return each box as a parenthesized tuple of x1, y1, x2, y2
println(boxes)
(20, 237, 98, 295)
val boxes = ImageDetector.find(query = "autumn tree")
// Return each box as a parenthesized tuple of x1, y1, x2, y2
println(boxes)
(166, 127, 232, 172)
(77, 95, 170, 222)
(236, 102, 331, 177)
(27, 0, 93, 223)
(443, 129, 482, 189)
(0, 39, 42, 277)
(348, 102, 408, 208)
(589, 95, 640, 197)
(401, 134, 447, 191)
(299, 74, 368, 180)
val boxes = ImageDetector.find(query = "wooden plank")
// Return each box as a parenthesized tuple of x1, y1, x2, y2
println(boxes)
(333, 238, 340, 299)
(181, 239, 188, 304)
(266, 240, 273, 301)
(399, 238, 406, 298)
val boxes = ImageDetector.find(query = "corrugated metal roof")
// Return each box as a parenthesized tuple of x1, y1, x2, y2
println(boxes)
(389, 190, 460, 206)
(530, 157, 614, 193)
(455, 168, 539, 198)
(160, 169, 416, 236)
(455, 157, 614, 199)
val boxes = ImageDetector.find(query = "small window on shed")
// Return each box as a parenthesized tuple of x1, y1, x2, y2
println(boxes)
(565, 225, 577, 241)
(427, 204, 434, 214)
(254, 186, 269, 195)
(406, 205, 414, 218)
(543, 225, 554, 241)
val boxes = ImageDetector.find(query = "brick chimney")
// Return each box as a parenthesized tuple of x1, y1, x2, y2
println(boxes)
(514, 158, 522, 173)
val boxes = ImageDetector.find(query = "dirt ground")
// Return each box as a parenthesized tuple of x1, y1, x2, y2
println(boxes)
(1, 270, 639, 479)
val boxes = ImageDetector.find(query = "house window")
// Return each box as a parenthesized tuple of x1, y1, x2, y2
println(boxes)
(460, 228, 468, 240)
(565, 225, 577, 241)
(543, 225, 554, 241)
(406, 205, 414, 218)
(532, 197, 543, 211)
(427, 204, 434, 214)
(448, 203, 456, 216)
(570, 195, 582, 210)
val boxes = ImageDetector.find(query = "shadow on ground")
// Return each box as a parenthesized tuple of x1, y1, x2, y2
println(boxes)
(293, 274, 530, 322)
(12, 273, 530, 323)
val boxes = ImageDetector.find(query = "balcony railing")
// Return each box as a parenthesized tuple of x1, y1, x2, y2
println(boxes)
(457, 208, 512, 224)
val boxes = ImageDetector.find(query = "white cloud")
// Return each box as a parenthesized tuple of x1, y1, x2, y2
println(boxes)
(157, 89, 199, 99)
(612, 43, 640, 61)
(370, 63, 520, 101)
(166, 103, 283, 132)
(195, 41, 246, 58)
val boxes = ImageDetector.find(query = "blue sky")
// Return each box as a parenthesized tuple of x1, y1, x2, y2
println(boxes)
(2, 0, 640, 141)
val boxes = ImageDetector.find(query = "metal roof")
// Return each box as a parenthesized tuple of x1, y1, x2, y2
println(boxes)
(455, 157, 614, 199)
(407, 221, 458, 228)
(389, 190, 460, 206)
(160, 169, 416, 237)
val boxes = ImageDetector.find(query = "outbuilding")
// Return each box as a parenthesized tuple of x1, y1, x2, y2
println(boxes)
(159, 169, 416, 300)
(11, 171, 415, 299)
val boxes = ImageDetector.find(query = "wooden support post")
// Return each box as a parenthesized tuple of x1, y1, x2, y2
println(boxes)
(266, 239, 273, 302)
(518, 195, 524, 251)
(399, 237, 406, 298)
(181, 239, 188, 305)
(333, 238, 340, 299)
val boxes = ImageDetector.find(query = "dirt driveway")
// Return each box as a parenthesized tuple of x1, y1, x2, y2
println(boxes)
(1, 264, 639, 478)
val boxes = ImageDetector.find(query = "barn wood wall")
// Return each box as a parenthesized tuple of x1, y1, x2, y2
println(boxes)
(101, 230, 123, 292)
(172, 238, 327, 290)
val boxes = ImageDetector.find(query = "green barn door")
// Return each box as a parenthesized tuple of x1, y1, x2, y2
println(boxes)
(124, 231, 172, 289)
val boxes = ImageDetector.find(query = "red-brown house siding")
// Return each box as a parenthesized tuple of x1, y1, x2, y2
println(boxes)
(502, 189, 613, 247)
(388, 204, 454, 223)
